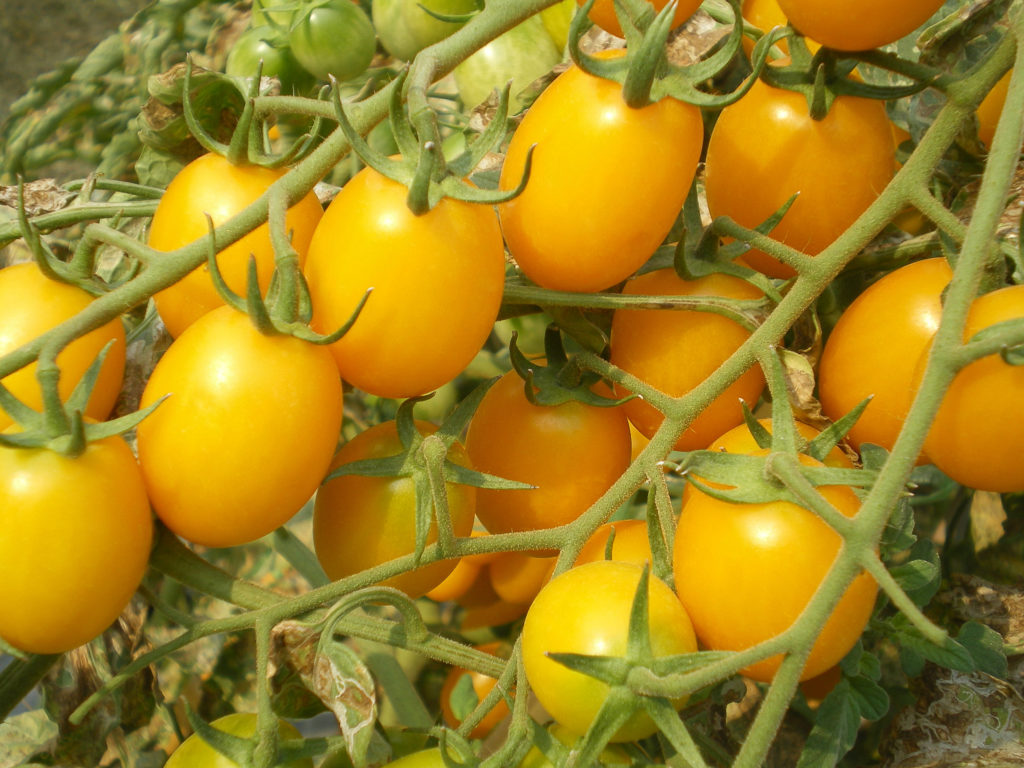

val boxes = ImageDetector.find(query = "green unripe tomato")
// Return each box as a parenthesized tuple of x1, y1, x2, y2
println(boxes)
(288, 0, 376, 82)
(453, 15, 561, 112)
(225, 26, 312, 94)
(165, 713, 312, 768)
(372, 0, 479, 61)
(540, 0, 576, 50)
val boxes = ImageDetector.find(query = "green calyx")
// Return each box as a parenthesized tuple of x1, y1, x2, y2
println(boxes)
(323, 385, 532, 565)
(567, 0, 762, 109)
(759, 35, 939, 121)
(332, 69, 533, 215)
(182, 56, 325, 169)
(0, 343, 162, 457)
(203, 184, 369, 344)
(509, 325, 630, 408)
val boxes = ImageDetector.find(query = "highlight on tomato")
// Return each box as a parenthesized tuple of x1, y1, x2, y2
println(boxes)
(522, 560, 698, 742)
(147, 152, 324, 338)
(920, 283, 1024, 493)
(136, 305, 343, 548)
(313, 420, 477, 598)
(673, 452, 878, 682)
(818, 257, 951, 458)
(775, 0, 946, 51)
(609, 269, 766, 451)
(0, 432, 152, 655)
(498, 51, 704, 293)
(464, 367, 632, 535)
(0, 261, 125, 431)
(303, 163, 505, 399)
(704, 73, 895, 278)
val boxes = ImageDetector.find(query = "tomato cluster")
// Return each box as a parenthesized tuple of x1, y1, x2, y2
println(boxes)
(2, 1, 1021, 766)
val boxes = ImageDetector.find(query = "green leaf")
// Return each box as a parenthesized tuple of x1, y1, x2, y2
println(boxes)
(795, 680, 860, 768)
(890, 614, 974, 672)
(890, 558, 940, 607)
(448, 673, 479, 722)
(958, 621, 1008, 679)
(847, 675, 890, 721)
(0, 711, 57, 768)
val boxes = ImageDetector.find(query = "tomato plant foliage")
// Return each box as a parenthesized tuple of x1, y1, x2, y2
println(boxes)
(0, 0, 1021, 766)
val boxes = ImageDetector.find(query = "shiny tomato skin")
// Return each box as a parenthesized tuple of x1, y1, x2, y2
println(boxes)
(148, 153, 324, 338)
(313, 420, 476, 598)
(0, 433, 151, 655)
(440, 642, 511, 739)
(165, 713, 311, 768)
(522, 560, 698, 742)
(288, 0, 376, 82)
(610, 269, 766, 451)
(488, 551, 555, 604)
(498, 54, 704, 292)
(705, 76, 895, 278)
(579, 0, 702, 37)
(304, 165, 505, 398)
(0, 262, 125, 431)
(776, 0, 945, 51)
(465, 368, 632, 534)
(137, 306, 343, 548)
(818, 258, 950, 457)
(922, 284, 1024, 493)
(673, 454, 877, 682)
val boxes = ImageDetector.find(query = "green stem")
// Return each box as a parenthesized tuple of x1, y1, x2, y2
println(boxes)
(0, 653, 60, 722)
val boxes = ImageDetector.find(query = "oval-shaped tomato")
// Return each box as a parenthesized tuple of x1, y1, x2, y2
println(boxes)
(673, 453, 877, 682)
(304, 165, 505, 399)
(465, 368, 631, 534)
(373, 0, 478, 62)
(137, 306, 343, 548)
(453, 15, 561, 112)
(148, 153, 324, 338)
(522, 560, 698, 742)
(776, 0, 945, 51)
(704, 75, 895, 278)
(818, 258, 950, 457)
(0, 433, 151, 654)
(288, 0, 376, 82)
(440, 641, 511, 738)
(165, 713, 312, 768)
(921, 284, 1024, 493)
(498, 53, 704, 293)
(313, 420, 476, 597)
(579, 0, 702, 38)
(609, 269, 766, 451)
(0, 262, 125, 431)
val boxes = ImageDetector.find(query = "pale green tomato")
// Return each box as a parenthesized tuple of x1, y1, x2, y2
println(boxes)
(165, 713, 311, 768)
(540, 0, 576, 50)
(373, 0, 479, 61)
(453, 15, 561, 112)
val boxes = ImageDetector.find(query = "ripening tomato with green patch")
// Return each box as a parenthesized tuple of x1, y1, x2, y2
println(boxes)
(0, 433, 151, 654)
(610, 269, 766, 451)
(776, 0, 945, 51)
(313, 420, 476, 597)
(137, 306, 343, 548)
(920, 284, 1024, 493)
(498, 52, 704, 292)
(373, 0, 477, 62)
(165, 713, 312, 768)
(147, 153, 324, 337)
(0, 262, 125, 431)
(579, 0, 703, 37)
(704, 74, 895, 278)
(522, 560, 698, 742)
(674, 452, 877, 682)
(304, 165, 505, 398)
(465, 368, 632, 534)
(818, 257, 950, 458)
